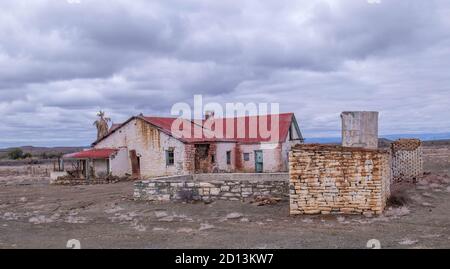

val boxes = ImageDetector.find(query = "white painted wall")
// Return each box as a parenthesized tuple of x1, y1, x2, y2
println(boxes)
(110, 147, 130, 177)
(238, 143, 282, 173)
(215, 142, 236, 172)
(93, 159, 109, 177)
(95, 118, 188, 178)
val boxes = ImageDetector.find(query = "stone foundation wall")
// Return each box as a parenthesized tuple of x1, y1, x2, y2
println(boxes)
(134, 173, 289, 202)
(289, 144, 391, 215)
(391, 139, 423, 183)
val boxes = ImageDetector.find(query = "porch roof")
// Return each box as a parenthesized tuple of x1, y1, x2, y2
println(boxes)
(63, 148, 117, 159)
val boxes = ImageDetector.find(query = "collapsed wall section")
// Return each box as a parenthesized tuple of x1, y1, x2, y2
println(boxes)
(289, 144, 391, 215)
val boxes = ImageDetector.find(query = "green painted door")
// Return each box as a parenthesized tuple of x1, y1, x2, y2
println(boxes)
(255, 150, 263, 173)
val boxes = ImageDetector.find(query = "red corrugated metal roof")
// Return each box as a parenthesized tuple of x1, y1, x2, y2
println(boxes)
(94, 113, 297, 145)
(142, 113, 294, 143)
(63, 148, 117, 159)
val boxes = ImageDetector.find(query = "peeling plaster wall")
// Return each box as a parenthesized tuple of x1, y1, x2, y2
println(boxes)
(95, 118, 188, 178)
(110, 147, 130, 177)
(215, 142, 236, 172)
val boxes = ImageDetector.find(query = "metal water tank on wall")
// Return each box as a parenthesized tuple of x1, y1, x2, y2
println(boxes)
(341, 111, 379, 149)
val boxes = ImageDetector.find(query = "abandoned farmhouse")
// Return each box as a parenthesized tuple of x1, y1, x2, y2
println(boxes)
(63, 113, 304, 179)
(56, 110, 424, 216)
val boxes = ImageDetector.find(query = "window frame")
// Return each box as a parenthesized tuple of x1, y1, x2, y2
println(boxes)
(165, 148, 175, 166)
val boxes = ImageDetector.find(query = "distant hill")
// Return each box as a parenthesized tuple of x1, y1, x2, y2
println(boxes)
(305, 133, 450, 147)
(0, 146, 86, 159)
(378, 138, 393, 148)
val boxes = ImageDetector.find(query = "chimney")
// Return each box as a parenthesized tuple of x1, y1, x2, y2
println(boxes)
(205, 110, 215, 120)
(341, 111, 379, 149)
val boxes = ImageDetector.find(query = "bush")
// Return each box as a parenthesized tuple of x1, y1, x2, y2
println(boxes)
(7, 148, 24, 160)
(22, 153, 33, 159)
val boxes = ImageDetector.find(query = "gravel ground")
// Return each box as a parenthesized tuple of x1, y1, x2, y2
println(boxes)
(0, 171, 449, 249)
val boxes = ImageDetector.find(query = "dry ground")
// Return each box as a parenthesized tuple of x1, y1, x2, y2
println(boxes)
(0, 160, 449, 249)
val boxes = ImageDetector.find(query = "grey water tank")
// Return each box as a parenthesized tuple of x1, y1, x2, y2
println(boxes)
(341, 111, 379, 149)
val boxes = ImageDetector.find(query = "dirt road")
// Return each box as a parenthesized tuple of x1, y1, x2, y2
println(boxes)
(1, 173, 449, 249)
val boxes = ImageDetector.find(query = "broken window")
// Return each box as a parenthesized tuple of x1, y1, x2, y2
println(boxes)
(226, 151, 231, 165)
(166, 148, 174, 166)
(243, 153, 250, 161)
(211, 154, 215, 163)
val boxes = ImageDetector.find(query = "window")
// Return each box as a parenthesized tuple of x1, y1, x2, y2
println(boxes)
(165, 148, 174, 166)
(211, 154, 215, 163)
(243, 153, 250, 161)
(226, 151, 231, 165)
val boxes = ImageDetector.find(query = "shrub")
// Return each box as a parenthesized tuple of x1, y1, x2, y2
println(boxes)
(7, 148, 24, 160)
(22, 153, 33, 159)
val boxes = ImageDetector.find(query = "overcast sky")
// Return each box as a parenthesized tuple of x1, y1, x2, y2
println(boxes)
(1, 0, 450, 147)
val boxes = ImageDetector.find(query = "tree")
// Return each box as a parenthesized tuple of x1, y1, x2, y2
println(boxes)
(8, 148, 24, 160)
(93, 110, 111, 140)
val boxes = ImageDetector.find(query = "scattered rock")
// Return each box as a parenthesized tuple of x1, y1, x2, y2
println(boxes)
(152, 227, 169, 232)
(429, 183, 441, 189)
(29, 214, 58, 224)
(226, 212, 243, 219)
(420, 234, 441, 239)
(131, 221, 146, 232)
(158, 216, 175, 222)
(65, 216, 88, 224)
(105, 206, 124, 214)
(422, 192, 433, 198)
(19, 197, 27, 203)
(421, 202, 434, 207)
(363, 212, 373, 218)
(177, 228, 194, 233)
(240, 218, 250, 222)
(446, 186, 450, 193)
(384, 206, 410, 217)
(301, 218, 313, 224)
(199, 223, 214, 231)
(399, 238, 418, 245)
(109, 212, 138, 222)
(251, 197, 281, 206)
(416, 186, 429, 190)
(155, 211, 168, 218)
(2, 212, 20, 221)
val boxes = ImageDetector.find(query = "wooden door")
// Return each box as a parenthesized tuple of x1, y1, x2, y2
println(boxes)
(129, 150, 141, 178)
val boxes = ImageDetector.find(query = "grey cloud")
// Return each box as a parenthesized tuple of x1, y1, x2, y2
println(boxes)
(0, 0, 450, 146)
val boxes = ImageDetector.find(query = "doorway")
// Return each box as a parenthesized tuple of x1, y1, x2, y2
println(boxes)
(255, 150, 263, 173)
(129, 150, 141, 178)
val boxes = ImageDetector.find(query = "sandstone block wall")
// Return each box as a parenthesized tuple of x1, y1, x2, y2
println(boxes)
(391, 139, 423, 183)
(289, 144, 391, 215)
(134, 173, 289, 202)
